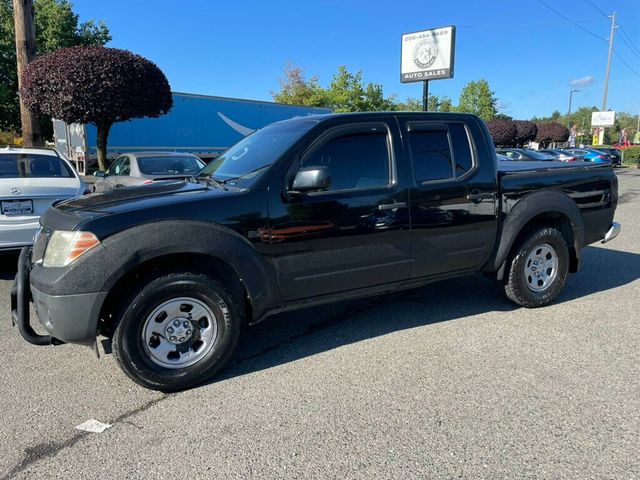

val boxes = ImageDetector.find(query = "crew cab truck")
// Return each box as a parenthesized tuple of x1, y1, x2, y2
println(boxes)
(11, 112, 621, 391)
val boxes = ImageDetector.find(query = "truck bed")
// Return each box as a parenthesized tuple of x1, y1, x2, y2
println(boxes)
(497, 160, 609, 173)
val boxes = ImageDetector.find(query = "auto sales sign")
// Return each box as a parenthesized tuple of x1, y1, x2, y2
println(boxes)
(401, 26, 456, 83)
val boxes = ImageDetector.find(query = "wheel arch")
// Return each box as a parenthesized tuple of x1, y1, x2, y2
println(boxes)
(489, 191, 584, 280)
(95, 220, 281, 336)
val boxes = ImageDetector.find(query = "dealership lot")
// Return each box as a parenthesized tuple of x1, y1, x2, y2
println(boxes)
(0, 170, 638, 479)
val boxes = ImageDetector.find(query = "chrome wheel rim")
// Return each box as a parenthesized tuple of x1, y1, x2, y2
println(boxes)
(141, 297, 218, 369)
(524, 243, 558, 292)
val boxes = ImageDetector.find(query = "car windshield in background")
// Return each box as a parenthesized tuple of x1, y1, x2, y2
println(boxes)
(526, 150, 554, 160)
(199, 119, 317, 185)
(0, 154, 73, 178)
(138, 156, 204, 175)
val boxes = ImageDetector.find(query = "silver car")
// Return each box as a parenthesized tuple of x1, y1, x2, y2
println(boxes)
(93, 152, 205, 192)
(0, 146, 85, 251)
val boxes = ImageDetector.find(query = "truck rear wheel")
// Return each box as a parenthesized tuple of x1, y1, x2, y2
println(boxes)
(504, 226, 569, 308)
(112, 272, 240, 392)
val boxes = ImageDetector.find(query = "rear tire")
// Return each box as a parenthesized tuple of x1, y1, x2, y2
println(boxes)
(112, 272, 240, 392)
(504, 226, 570, 308)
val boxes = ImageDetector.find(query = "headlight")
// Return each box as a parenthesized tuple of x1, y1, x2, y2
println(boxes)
(42, 231, 101, 267)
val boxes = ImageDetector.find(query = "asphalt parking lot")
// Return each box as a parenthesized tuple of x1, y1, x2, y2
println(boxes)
(0, 169, 638, 479)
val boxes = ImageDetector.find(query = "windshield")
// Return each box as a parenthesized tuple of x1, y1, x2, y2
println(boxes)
(526, 150, 553, 160)
(0, 153, 74, 178)
(138, 155, 204, 175)
(199, 119, 317, 186)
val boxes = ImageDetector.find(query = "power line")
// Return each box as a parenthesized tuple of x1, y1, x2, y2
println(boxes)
(618, 33, 640, 62)
(617, 24, 640, 58)
(536, 0, 607, 42)
(583, 0, 609, 20)
(612, 49, 640, 79)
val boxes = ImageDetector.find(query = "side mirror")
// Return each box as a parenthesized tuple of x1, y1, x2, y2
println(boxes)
(290, 166, 331, 194)
(94, 171, 107, 178)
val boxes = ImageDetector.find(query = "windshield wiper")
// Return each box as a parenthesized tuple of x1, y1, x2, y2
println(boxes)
(222, 164, 272, 185)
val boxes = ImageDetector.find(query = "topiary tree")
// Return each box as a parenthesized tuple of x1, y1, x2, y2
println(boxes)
(535, 122, 569, 147)
(486, 119, 517, 146)
(513, 120, 537, 146)
(20, 46, 172, 170)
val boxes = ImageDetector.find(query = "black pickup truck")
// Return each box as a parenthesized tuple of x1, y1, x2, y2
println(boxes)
(11, 112, 621, 391)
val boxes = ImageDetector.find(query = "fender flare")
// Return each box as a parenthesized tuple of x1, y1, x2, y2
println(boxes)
(489, 190, 585, 275)
(99, 219, 282, 318)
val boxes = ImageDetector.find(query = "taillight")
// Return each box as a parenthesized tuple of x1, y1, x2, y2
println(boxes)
(143, 180, 154, 185)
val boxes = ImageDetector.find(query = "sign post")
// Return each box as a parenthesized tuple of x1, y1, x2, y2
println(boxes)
(401, 26, 456, 112)
(591, 111, 615, 146)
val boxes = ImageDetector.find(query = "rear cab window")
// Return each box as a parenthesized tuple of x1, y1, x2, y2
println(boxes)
(0, 153, 73, 178)
(406, 122, 475, 183)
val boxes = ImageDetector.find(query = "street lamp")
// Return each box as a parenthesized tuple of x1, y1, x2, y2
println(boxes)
(567, 89, 580, 128)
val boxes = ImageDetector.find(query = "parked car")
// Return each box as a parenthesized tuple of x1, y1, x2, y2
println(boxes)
(0, 146, 85, 251)
(12, 113, 620, 391)
(590, 146, 622, 167)
(496, 153, 511, 162)
(93, 152, 205, 192)
(496, 148, 556, 161)
(539, 149, 581, 162)
(563, 148, 612, 164)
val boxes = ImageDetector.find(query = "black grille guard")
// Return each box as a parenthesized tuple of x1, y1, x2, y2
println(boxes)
(10, 247, 64, 346)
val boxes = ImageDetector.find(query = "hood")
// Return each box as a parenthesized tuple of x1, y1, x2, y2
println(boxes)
(0, 177, 82, 198)
(55, 180, 216, 213)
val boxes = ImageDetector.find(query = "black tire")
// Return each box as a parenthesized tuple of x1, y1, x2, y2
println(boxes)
(504, 226, 570, 308)
(112, 272, 241, 392)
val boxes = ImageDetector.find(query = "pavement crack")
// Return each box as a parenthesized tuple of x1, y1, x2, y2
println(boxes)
(1, 395, 170, 479)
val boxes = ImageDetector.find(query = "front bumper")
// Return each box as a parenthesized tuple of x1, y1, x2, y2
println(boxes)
(10, 247, 107, 346)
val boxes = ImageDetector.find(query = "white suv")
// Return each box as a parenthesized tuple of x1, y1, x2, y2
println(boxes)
(0, 146, 85, 251)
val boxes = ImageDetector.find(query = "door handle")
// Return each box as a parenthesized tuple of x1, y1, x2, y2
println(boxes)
(379, 202, 406, 211)
(466, 191, 494, 203)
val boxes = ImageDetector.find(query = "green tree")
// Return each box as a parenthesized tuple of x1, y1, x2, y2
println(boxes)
(272, 64, 397, 112)
(0, 0, 110, 133)
(457, 79, 497, 121)
(271, 63, 327, 107)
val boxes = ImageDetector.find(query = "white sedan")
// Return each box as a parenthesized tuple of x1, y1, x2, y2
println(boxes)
(0, 146, 85, 251)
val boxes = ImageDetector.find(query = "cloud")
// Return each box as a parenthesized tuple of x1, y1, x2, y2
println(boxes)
(496, 99, 511, 112)
(570, 75, 595, 87)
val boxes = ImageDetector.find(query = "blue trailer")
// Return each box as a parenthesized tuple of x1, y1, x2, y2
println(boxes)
(52, 92, 330, 174)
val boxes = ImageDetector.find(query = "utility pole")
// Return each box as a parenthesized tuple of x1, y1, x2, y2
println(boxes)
(13, 0, 42, 147)
(601, 12, 617, 112)
(567, 89, 580, 128)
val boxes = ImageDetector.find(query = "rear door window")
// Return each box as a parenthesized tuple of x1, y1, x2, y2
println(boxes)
(407, 122, 475, 183)
(0, 153, 73, 178)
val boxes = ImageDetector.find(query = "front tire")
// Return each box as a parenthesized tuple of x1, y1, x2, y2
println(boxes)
(112, 272, 240, 392)
(504, 226, 570, 308)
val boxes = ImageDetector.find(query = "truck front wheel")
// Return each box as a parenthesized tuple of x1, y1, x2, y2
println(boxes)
(504, 226, 570, 308)
(112, 272, 240, 392)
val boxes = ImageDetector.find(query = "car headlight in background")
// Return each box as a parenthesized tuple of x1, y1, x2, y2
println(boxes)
(42, 231, 101, 267)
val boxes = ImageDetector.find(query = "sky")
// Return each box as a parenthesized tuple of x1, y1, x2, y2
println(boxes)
(72, 0, 640, 120)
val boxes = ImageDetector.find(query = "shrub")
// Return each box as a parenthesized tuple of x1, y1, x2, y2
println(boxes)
(487, 119, 517, 146)
(535, 122, 569, 147)
(621, 146, 640, 166)
(513, 120, 537, 146)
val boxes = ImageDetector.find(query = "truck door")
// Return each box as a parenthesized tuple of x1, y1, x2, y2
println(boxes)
(267, 119, 412, 301)
(398, 118, 498, 278)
